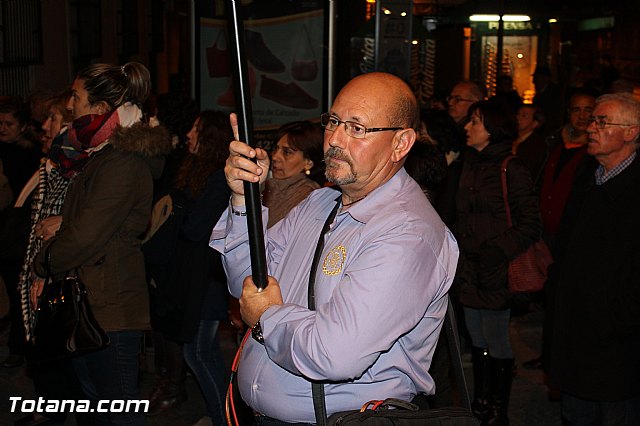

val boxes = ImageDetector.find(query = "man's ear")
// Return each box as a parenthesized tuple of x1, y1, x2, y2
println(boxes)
(623, 125, 640, 144)
(391, 128, 416, 163)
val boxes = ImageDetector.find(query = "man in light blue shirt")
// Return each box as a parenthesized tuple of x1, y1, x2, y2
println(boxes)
(210, 72, 459, 424)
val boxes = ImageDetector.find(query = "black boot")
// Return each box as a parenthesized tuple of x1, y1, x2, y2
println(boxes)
(485, 357, 514, 426)
(145, 339, 187, 416)
(471, 347, 491, 423)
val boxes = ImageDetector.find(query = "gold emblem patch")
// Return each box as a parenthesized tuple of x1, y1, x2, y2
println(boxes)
(322, 245, 346, 276)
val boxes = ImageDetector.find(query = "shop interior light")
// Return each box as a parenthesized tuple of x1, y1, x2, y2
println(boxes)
(548, 18, 558, 23)
(470, 14, 531, 22)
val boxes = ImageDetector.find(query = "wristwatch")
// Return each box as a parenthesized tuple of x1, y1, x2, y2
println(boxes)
(251, 320, 264, 345)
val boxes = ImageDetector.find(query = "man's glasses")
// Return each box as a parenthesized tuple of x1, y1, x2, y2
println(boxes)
(588, 116, 640, 129)
(446, 95, 476, 104)
(320, 113, 403, 139)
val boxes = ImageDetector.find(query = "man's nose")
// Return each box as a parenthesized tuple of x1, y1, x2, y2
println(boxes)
(326, 125, 348, 148)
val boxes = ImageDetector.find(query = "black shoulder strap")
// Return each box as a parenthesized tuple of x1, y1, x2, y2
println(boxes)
(309, 197, 341, 426)
(443, 295, 472, 411)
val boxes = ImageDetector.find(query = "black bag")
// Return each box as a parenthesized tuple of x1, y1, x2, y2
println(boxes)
(328, 399, 478, 425)
(33, 245, 110, 363)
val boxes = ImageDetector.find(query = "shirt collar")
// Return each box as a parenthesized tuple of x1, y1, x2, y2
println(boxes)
(338, 168, 411, 224)
(595, 151, 637, 185)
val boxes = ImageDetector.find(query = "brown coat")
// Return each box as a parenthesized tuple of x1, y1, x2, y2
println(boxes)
(34, 123, 172, 331)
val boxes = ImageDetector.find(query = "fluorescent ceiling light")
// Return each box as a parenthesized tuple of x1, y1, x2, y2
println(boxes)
(470, 14, 531, 22)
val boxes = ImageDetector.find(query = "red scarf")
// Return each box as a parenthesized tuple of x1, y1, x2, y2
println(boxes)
(49, 110, 121, 179)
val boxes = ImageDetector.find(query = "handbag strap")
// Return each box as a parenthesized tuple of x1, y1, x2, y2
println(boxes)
(500, 156, 516, 228)
(309, 196, 341, 426)
(44, 243, 54, 283)
(44, 243, 77, 282)
(443, 296, 473, 411)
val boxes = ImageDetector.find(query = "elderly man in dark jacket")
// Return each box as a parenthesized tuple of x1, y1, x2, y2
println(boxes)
(548, 93, 640, 425)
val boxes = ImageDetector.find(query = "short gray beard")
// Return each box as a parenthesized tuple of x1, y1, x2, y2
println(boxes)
(324, 147, 357, 185)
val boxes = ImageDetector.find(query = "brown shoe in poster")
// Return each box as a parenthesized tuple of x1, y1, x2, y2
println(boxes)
(259, 75, 318, 109)
(207, 31, 231, 78)
(291, 23, 318, 81)
(245, 30, 285, 73)
(291, 60, 318, 81)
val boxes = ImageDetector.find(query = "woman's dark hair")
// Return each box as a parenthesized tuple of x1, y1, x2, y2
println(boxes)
(0, 96, 30, 125)
(174, 110, 232, 197)
(156, 93, 199, 147)
(76, 62, 151, 109)
(468, 100, 518, 146)
(405, 138, 448, 202)
(0, 96, 40, 146)
(420, 108, 464, 153)
(276, 120, 325, 185)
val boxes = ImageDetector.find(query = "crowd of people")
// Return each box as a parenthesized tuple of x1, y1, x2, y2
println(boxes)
(0, 60, 639, 426)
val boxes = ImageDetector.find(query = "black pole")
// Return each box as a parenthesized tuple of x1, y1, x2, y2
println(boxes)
(497, 14, 504, 79)
(226, 0, 268, 290)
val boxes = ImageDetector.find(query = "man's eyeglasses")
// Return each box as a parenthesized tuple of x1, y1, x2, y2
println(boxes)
(588, 116, 640, 129)
(320, 113, 403, 139)
(446, 95, 476, 104)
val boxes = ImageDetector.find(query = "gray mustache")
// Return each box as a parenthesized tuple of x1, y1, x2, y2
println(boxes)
(324, 147, 350, 163)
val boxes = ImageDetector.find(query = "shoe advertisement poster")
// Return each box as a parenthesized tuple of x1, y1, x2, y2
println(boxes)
(199, 1, 324, 131)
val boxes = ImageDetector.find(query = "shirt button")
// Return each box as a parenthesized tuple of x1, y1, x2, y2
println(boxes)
(253, 384, 258, 390)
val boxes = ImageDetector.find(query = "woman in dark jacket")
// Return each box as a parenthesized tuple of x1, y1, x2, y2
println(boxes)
(450, 100, 541, 425)
(144, 110, 231, 424)
(32, 62, 172, 425)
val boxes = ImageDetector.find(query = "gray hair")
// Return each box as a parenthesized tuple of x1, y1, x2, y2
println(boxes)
(596, 93, 640, 123)
(596, 93, 640, 145)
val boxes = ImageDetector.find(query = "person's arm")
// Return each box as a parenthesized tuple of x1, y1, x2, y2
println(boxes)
(209, 113, 271, 298)
(261, 226, 456, 381)
(34, 152, 150, 276)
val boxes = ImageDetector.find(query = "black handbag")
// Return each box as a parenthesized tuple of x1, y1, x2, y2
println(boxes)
(33, 244, 110, 363)
(307, 200, 479, 426)
(328, 400, 478, 425)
